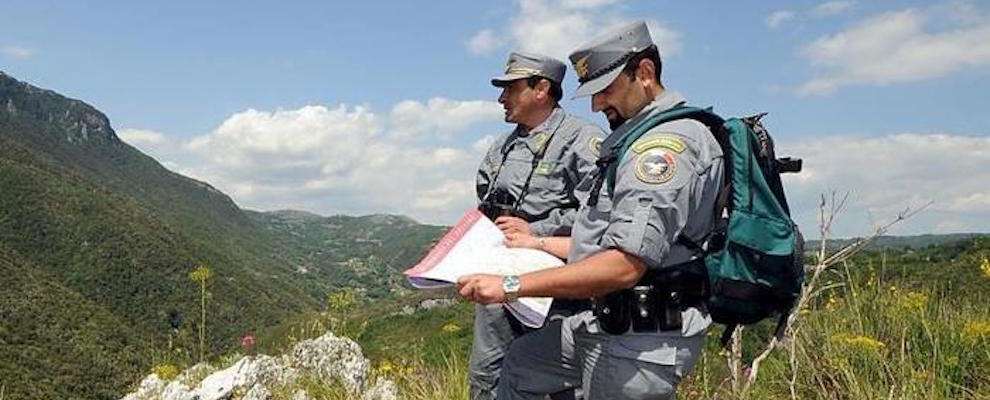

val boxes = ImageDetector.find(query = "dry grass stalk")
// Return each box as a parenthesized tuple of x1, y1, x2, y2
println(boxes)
(724, 192, 931, 399)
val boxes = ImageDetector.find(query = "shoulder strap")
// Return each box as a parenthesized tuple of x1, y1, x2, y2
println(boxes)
(587, 105, 725, 206)
(512, 115, 568, 211)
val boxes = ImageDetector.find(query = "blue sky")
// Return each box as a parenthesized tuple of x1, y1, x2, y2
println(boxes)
(3, 0, 989, 237)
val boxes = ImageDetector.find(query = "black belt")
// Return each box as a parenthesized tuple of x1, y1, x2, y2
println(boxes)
(592, 259, 708, 334)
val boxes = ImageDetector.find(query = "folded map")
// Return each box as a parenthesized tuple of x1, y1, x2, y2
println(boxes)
(404, 209, 564, 328)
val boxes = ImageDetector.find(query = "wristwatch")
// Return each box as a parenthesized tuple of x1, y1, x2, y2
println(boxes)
(502, 275, 521, 302)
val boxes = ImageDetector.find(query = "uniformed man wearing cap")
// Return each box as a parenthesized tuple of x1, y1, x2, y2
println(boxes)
(470, 51, 605, 400)
(458, 22, 723, 399)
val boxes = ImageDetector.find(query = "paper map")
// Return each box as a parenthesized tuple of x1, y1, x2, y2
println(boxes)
(404, 209, 564, 328)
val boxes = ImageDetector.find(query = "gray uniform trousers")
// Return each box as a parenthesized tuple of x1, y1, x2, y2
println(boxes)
(496, 311, 705, 400)
(471, 108, 603, 400)
(469, 305, 579, 400)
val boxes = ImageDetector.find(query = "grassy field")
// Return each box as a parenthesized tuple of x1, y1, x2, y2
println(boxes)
(190, 237, 989, 399)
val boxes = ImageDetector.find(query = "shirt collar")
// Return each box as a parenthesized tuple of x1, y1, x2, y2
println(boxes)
(507, 106, 565, 154)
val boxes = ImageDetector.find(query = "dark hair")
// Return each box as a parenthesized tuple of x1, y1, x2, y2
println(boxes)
(621, 45, 662, 83)
(526, 75, 563, 102)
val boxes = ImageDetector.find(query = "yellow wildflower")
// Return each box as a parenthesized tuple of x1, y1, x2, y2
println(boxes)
(152, 363, 180, 380)
(980, 255, 990, 279)
(895, 291, 929, 313)
(830, 333, 885, 353)
(826, 293, 838, 312)
(442, 323, 462, 333)
(963, 321, 990, 344)
(328, 289, 357, 314)
(378, 360, 394, 374)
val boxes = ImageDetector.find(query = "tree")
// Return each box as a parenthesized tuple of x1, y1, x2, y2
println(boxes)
(187, 263, 214, 363)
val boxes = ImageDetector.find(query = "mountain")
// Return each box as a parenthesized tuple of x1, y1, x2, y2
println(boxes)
(248, 211, 443, 298)
(0, 71, 441, 399)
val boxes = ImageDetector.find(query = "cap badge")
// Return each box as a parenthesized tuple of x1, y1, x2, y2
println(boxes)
(575, 55, 590, 79)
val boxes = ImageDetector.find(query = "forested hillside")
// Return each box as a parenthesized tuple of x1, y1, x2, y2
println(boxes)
(0, 71, 441, 399)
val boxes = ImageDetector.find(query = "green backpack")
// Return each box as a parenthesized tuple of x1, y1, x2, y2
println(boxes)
(594, 105, 804, 346)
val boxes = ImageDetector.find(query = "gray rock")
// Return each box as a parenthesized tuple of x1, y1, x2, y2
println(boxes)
(160, 381, 195, 400)
(177, 363, 216, 387)
(242, 384, 272, 400)
(419, 298, 456, 310)
(290, 332, 370, 393)
(120, 374, 166, 400)
(119, 332, 397, 400)
(292, 389, 311, 400)
(362, 377, 400, 400)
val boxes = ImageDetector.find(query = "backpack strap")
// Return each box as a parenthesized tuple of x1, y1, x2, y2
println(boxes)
(587, 106, 730, 253)
(720, 310, 792, 348)
(587, 105, 725, 206)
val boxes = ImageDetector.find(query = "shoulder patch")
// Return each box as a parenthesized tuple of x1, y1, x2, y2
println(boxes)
(632, 134, 686, 154)
(534, 160, 555, 176)
(634, 148, 677, 184)
(588, 136, 603, 158)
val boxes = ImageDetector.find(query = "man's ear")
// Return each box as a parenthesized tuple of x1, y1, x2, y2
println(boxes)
(636, 59, 656, 86)
(536, 78, 551, 100)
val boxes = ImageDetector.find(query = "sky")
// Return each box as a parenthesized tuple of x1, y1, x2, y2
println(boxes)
(2, 0, 989, 238)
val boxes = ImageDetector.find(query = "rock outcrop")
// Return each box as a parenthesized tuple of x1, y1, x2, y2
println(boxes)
(121, 332, 398, 400)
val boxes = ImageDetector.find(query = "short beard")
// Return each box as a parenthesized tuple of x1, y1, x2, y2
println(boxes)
(605, 107, 626, 130)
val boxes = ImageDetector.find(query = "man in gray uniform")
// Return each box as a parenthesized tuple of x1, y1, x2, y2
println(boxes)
(458, 22, 723, 399)
(471, 51, 604, 400)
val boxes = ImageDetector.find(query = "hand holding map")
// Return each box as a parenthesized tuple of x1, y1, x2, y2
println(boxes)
(404, 209, 563, 327)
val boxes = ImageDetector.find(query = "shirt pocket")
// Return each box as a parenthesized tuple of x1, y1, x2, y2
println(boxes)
(531, 160, 566, 194)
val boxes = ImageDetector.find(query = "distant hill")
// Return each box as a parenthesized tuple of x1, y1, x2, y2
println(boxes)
(0, 71, 441, 399)
(806, 233, 989, 252)
(249, 211, 443, 299)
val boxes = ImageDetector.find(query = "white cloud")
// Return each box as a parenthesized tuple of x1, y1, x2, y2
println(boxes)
(465, 0, 681, 61)
(119, 128, 168, 146)
(124, 116, 990, 236)
(388, 98, 502, 141)
(125, 99, 502, 224)
(797, 7, 990, 95)
(1, 45, 34, 59)
(779, 133, 990, 237)
(940, 0, 988, 26)
(118, 128, 191, 169)
(766, 11, 795, 29)
(813, 1, 855, 17)
(467, 29, 504, 56)
(560, 0, 619, 9)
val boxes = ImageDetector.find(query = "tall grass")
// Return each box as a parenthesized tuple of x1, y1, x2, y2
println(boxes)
(380, 345, 470, 400)
(682, 249, 990, 399)
(274, 244, 988, 399)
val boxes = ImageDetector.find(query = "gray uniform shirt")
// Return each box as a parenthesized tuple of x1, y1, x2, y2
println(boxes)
(476, 107, 604, 236)
(567, 91, 723, 337)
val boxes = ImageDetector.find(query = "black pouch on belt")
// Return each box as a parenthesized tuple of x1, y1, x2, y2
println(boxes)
(630, 285, 658, 332)
(652, 262, 709, 331)
(594, 290, 631, 335)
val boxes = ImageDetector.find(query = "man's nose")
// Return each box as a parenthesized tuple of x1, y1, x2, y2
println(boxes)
(591, 92, 605, 112)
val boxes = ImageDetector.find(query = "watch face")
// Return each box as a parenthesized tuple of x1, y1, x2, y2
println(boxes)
(503, 275, 521, 291)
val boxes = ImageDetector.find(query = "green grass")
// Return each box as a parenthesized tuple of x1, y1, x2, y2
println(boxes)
(681, 240, 990, 399)
(269, 238, 990, 400)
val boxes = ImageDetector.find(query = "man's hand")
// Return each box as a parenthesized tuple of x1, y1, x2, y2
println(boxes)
(505, 232, 541, 249)
(456, 274, 506, 304)
(495, 216, 531, 235)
